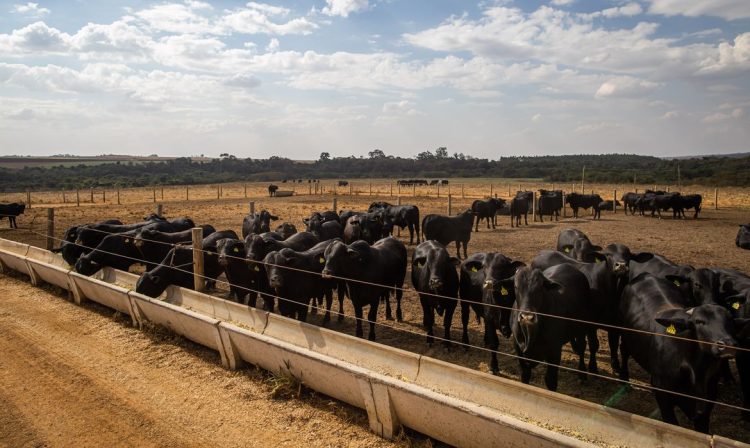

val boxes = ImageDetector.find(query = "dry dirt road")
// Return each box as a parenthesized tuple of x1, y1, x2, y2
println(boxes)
(0, 273, 427, 448)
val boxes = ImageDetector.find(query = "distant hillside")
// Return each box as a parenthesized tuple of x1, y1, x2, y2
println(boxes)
(1, 153, 749, 191)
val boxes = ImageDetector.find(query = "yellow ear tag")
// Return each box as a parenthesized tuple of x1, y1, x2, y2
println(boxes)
(254, 266, 260, 272)
(500, 286, 509, 296)
(666, 324, 676, 335)
(470, 266, 478, 272)
(673, 280, 681, 287)
(417, 262, 424, 268)
(595, 258, 601, 264)
(319, 256, 325, 264)
(733, 302, 741, 310)
(233, 247, 239, 253)
(564, 247, 570, 253)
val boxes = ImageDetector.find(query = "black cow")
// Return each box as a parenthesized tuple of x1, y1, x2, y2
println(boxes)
(322, 237, 407, 339)
(629, 255, 721, 306)
(537, 190, 562, 223)
(338, 180, 349, 187)
(265, 240, 343, 323)
(422, 210, 473, 259)
(509, 195, 529, 228)
(368, 202, 421, 245)
(411, 241, 460, 345)
(241, 210, 279, 239)
(73, 220, 186, 275)
(53, 219, 123, 261)
(619, 273, 744, 433)
(134, 233, 228, 298)
(459, 252, 525, 373)
(304, 212, 343, 241)
(620, 192, 641, 215)
(268, 184, 278, 197)
(216, 238, 254, 304)
(342, 212, 388, 245)
(511, 265, 590, 391)
(737, 224, 750, 250)
(565, 193, 603, 219)
(677, 194, 702, 219)
(598, 200, 621, 211)
(244, 231, 319, 310)
(65, 218, 173, 265)
(644, 193, 683, 219)
(0, 202, 25, 228)
(556, 228, 602, 262)
(471, 198, 505, 231)
(306, 210, 340, 226)
(274, 222, 297, 239)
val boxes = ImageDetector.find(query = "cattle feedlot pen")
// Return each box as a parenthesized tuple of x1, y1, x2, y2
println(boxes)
(2, 222, 750, 416)
(12, 213, 749, 355)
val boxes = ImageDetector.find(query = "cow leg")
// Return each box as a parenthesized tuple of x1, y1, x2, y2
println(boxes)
(619, 343, 631, 381)
(247, 291, 258, 308)
(654, 391, 679, 426)
(455, 241, 461, 259)
(337, 282, 346, 322)
(395, 286, 403, 322)
(323, 288, 333, 326)
(486, 216, 491, 230)
(474, 216, 479, 232)
(298, 304, 309, 323)
(523, 212, 528, 226)
(415, 220, 421, 244)
(491, 214, 496, 229)
(367, 301, 378, 341)
(310, 295, 319, 315)
(442, 302, 455, 348)
(544, 350, 562, 391)
(384, 292, 393, 321)
(486, 321, 500, 375)
(460, 301, 471, 345)
(586, 328, 599, 374)
(608, 331, 621, 372)
(693, 378, 718, 433)
(354, 304, 364, 338)
(421, 298, 435, 345)
(461, 241, 468, 259)
(408, 223, 414, 245)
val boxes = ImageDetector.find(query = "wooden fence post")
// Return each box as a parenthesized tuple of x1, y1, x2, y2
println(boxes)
(155, 204, 163, 217)
(714, 188, 718, 210)
(192, 228, 205, 292)
(161, 187, 164, 200)
(309, 183, 312, 195)
(117, 189, 121, 205)
(103, 190, 106, 203)
(76, 189, 80, 207)
(562, 192, 566, 218)
(508, 184, 511, 197)
(447, 194, 452, 215)
(186, 186, 189, 200)
(532, 192, 537, 222)
(153, 188, 156, 203)
(613, 190, 617, 214)
(461, 183, 465, 199)
(90, 188, 94, 204)
(249, 201, 255, 215)
(332, 197, 337, 212)
(63, 191, 66, 204)
(217, 186, 220, 199)
(46, 208, 54, 251)
(26, 190, 31, 209)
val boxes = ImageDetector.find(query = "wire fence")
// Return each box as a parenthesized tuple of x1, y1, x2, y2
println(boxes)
(1, 212, 749, 417)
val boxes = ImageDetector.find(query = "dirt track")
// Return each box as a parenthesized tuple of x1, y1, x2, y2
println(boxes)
(0, 273, 414, 448)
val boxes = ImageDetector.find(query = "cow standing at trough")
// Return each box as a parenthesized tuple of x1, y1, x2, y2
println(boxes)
(0, 202, 25, 228)
(322, 237, 407, 339)
(618, 273, 745, 433)
(422, 210, 473, 259)
(565, 193, 603, 219)
(470, 198, 505, 231)
(459, 253, 525, 373)
(511, 265, 590, 391)
(368, 202, 421, 244)
(268, 185, 278, 197)
(411, 241, 460, 346)
(54, 219, 123, 262)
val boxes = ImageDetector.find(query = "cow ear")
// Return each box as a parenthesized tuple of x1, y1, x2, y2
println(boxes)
(303, 218, 309, 224)
(722, 293, 746, 311)
(631, 252, 654, 263)
(510, 261, 526, 272)
(347, 248, 359, 259)
(542, 278, 562, 292)
(448, 257, 461, 266)
(561, 245, 573, 254)
(464, 261, 482, 273)
(498, 277, 515, 296)
(655, 309, 690, 334)
(665, 275, 690, 288)
(591, 245, 602, 252)
(270, 215, 279, 221)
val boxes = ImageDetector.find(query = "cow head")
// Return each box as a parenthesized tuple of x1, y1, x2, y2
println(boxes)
(655, 305, 741, 359)
(512, 267, 562, 353)
(135, 272, 165, 298)
(412, 241, 459, 294)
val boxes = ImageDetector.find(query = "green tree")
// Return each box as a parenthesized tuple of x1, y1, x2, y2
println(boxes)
(319, 152, 331, 162)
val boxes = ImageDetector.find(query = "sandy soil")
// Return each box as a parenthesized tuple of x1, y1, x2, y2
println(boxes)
(0, 273, 430, 448)
(2, 185, 750, 444)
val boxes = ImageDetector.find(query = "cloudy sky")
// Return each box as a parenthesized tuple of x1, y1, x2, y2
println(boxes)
(1, 0, 749, 159)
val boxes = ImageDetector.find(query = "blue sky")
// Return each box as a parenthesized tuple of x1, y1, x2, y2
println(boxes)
(1, 0, 749, 159)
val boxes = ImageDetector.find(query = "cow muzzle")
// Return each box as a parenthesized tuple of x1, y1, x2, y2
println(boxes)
(429, 278, 443, 290)
(483, 280, 495, 290)
(519, 312, 536, 323)
(321, 269, 333, 279)
(714, 340, 737, 359)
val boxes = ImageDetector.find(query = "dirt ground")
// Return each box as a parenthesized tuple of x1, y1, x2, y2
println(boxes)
(2, 182, 750, 444)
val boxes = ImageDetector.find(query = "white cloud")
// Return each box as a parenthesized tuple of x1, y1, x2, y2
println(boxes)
(696, 33, 750, 75)
(266, 38, 280, 52)
(702, 107, 744, 123)
(134, 2, 216, 34)
(322, 0, 369, 17)
(595, 76, 661, 98)
(582, 3, 643, 20)
(0, 21, 69, 54)
(646, 0, 750, 21)
(574, 121, 621, 133)
(660, 110, 679, 119)
(550, 0, 574, 6)
(220, 4, 318, 35)
(531, 113, 542, 122)
(11, 2, 50, 17)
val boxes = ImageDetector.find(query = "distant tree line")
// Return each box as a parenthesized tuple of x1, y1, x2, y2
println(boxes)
(1, 150, 749, 192)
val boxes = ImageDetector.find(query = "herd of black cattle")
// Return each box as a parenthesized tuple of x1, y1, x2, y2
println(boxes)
(1, 190, 750, 433)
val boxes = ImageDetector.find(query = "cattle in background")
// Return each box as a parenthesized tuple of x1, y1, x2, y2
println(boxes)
(459, 252, 525, 373)
(274, 222, 297, 239)
(645, 189, 667, 196)
(397, 179, 428, 186)
(643, 192, 683, 219)
(368, 202, 421, 244)
(268, 184, 278, 197)
(620, 192, 641, 215)
(322, 237, 407, 339)
(537, 190, 563, 222)
(509, 193, 530, 228)
(738, 224, 750, 250)
(338, 180, 349, 187)
(411, 240, 460, 345)
(618, 273, 744, 433)
(565, 193, 603, 219)
(343, 212, 388, 245)
(471, 198, 506, 231)
(598, 200, 621, 211)
(304, 213, 342, 241)
(439, 179, 449, 185)
(422, 210, 474, 259)
(629, 254, 723, 308)
(511, 265, 590, 391)
(0, 202, 25, 229)
(429, 180, 439, 185)
(241, 210, 279, 238)
(556, 228, 603, 263)
(677, 194, 702, 219)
